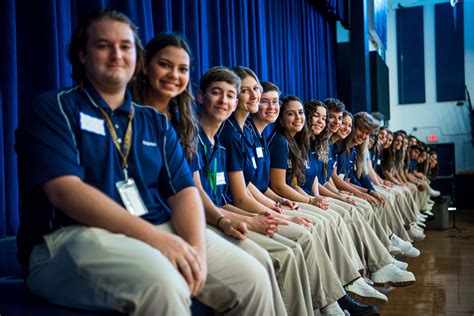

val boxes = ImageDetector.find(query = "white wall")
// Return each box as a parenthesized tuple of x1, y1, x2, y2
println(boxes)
(386, 0, 474, 173)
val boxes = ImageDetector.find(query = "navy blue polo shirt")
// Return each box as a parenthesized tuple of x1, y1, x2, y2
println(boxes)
(15, 80, 194, 272)
(196, 127, 228, 206)
(409, 159, 417, 174)
(267, 131, 293, 185)
(337, 148, 356, 180)
(247, 119, 271, 193)
(327, 140, 338, 182)
(371, 151, 382, 175)
(217, 115, 257, 186)
(300, 151, 320, 194)
(347, 150, 376, 191)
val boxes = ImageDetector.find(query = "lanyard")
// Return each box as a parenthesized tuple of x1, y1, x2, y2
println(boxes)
(203, 144, 218, 195)
(98, 105, 135, 179)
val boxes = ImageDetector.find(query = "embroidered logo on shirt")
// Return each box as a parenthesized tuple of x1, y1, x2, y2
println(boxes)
(80, 112, 105, 136)
(142, 140, 157, 147)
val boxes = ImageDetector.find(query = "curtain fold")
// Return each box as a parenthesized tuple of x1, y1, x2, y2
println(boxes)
(1, 0, 337, 237)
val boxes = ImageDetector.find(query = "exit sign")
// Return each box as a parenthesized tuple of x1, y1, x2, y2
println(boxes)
(427, 134, 438, 142)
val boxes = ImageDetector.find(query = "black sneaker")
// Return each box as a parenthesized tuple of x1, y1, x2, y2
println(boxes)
(337, 294, 380, 316)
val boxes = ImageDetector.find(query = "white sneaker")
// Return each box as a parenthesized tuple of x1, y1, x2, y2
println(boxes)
(417, 214, 427, 221)
(390, 234, 413, 253)
(424, 210, 434, 216)
(320, 301, 346, 315)
(371, 263, 416, 287)
(408, 226, 425, 241)
(428, 187, 441, 197)
(412, 222, 425, 232)
(404, 246, 421, 257)
(391, 256, 409, 270)
(388, 245, 403, 255)
(345, 277, 388, 305)
(412, 224, 424, 232)
(417, 221, 427, 228)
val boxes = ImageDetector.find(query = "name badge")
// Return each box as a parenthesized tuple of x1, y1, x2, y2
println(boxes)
(338, 173, 345, 180)
(116, 178, 149, 217)
(256, 147, 264, 158)
(216, 172, 226, 185)
(252, 156, 257, 169)
(305, 160, 310, 169)
(80, 112, 105, 136)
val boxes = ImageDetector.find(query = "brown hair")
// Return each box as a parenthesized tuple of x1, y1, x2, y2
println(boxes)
(199, 66, 241, 93)
(133, 33, 197, 161)
(68, 9, 144, 85)
(304, 99, 330, 166)
(277, 96, 309, 185)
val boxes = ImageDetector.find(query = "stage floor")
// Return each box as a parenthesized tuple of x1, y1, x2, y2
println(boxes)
(379, 208, 474, 315)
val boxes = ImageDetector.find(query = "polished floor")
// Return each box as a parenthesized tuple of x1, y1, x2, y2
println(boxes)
(379, 209, 474, 316)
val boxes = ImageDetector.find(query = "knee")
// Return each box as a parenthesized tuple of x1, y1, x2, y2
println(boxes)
(130, 271, 191, 315)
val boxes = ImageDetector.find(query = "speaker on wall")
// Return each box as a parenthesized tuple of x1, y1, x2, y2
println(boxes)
(370, 51, 390, 121)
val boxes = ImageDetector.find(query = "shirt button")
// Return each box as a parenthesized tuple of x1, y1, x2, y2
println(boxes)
(115, 124, 120, 129)
(118, 138, 122, 144)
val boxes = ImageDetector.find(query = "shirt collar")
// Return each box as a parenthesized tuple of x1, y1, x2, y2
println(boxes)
(198, 126, 221, 160)
(82, 79, 132, 114)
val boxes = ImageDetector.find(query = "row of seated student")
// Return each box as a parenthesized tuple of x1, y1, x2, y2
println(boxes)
(15, 9, 440, 316)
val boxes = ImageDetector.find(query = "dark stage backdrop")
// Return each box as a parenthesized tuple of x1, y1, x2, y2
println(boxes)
(1, 0, 343, 237)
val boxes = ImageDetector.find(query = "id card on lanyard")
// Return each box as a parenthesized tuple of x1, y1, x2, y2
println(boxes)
(98, 105, 149, 217)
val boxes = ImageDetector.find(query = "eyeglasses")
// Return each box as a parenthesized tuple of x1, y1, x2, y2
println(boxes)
(260, 99, 281, 106)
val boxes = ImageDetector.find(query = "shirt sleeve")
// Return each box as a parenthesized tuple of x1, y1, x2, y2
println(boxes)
(191, 152, 203, 173)
(158, 121, 195, 199)
(268, 133, 289, 169)
(15, 92, 85, 191)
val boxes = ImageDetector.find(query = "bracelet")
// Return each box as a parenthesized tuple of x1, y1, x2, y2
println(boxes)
(216, 216, 226, 229)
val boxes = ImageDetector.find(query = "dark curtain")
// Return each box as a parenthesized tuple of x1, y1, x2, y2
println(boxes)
(0, 0, 338, 237)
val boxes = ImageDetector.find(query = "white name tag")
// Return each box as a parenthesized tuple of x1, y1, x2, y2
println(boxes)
(305, 160, 310, 169)
(252, 156, 257, 169)
(338, 173, 345, 180)
(116, 178, 149, 217)
(216, 172, 226, 185)
(142, 140, 157, 147)
(256, 147, 264, 158)
(80, 112, 105, 136)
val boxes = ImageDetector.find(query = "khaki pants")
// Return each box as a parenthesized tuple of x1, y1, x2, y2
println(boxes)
(343, 194, 392, 248)
(208, 227, 287, 316)
(374, 185, 412, 241)
(277, 221, 346, 310)
(300, 204, 365, 272)
(385, 185, 418, 225)
(326, 198, 392, 274)
(395, 185, 422, 216)
(286, 207, 361, 286)
(246, 231, 310, 316)
(27, 223, 275, 316)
